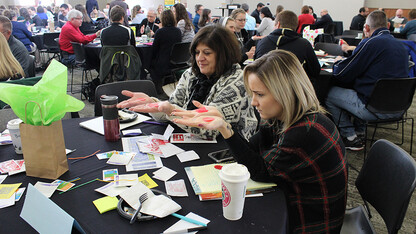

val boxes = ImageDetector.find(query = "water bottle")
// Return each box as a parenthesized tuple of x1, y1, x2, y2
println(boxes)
(145, 25, 151, 39)
(100, 95, 120, 142)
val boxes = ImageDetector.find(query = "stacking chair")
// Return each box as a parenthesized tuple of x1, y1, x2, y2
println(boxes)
(337, 77, 416, 156)
(94, 80, 157, 116)
(41, 32, 61, 66)
(315, 42, 344, 56)
(168, 42, 191, 85)
(70, 42, 95, 97)
(340, 139, 416, 234)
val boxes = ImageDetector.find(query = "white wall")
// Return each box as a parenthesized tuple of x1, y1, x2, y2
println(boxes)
(303, 0, 364, 31)
(365, 0, 415, 9)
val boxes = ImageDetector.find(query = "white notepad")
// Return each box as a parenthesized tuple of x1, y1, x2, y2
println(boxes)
(79, 114, 151, 135)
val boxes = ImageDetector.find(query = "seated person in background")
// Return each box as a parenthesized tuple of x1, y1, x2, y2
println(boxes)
(58, 4, 69, 28)
(0, 16, 30, 77)
(230, 9, 255, 64)
(28, 7, 43, 27)
(131, 5, 146, 24)
(18, 8, 34, 31)
(36, 6, 48, 25)
(198, 9, 214, 29)
(219, 17, 236, 33)
(326, 11, 409, 150)
(350, 7, 369, 31)
(314, 9, 333, 32)
(253, 7, 275, 38)
(297, 5, 315, 34)
(173, 3, 194, 43)
(4, 10, 36, 53)
(0, 33, 25, 81)
(193, 4, 203, 33)
(117, 25, 258, 140)
(172, 50, 347, 234)
(139, 8, 160, 37)
(390, 8, 408, 28)
(255, 10, 320, 84)
(59, 9, 101, 65)
(400, 8, 416, 39)
(241, 3, 256, 31)
(149, 9, 182, 96)
(74, 4, 96, 34)
(101, 5, 135, 46)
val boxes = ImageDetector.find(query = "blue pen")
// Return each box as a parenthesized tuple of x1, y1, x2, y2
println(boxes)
(171, 213, 207, 227)
(142, 121, 168, 126)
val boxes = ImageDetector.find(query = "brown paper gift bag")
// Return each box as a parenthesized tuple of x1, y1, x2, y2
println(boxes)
(20, 119, 68, 180)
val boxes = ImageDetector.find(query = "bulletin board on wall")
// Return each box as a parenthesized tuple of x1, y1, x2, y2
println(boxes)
(165, 0, 177, 7)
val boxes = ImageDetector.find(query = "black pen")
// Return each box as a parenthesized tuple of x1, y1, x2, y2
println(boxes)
(162, 226, 207, 234)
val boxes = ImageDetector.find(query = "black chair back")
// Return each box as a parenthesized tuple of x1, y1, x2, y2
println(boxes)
(315, 42, 343, 56)
(43, 32, 60, 52)
(366, 77, 416, 115)
(343, 30, 362, 37)
(325, 23, 336, 35)
(70, 42, 86, 64)
(94, 80, 158, 116)
(170, 42, 191, 66)
(409, 34, 416, 42)
(28, 55, 36, 77)
(355, 139, 416, 234)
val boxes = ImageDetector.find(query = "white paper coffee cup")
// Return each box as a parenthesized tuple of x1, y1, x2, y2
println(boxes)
(219, 163, 250, 220)
(7, 119, 23, 154)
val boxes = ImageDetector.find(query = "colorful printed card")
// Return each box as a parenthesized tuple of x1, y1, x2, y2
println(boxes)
(15, 187, 26, 201)
(103, 169, 118, 181)
(0, 160, 21, 174)
(138, 173, 158, 189)
(0, 183, 21, 199)
(52, 180, 75, 192)
(96, 150, 116, 160)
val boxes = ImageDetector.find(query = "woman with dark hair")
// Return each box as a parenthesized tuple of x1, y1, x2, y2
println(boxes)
(173, 3, 194, 43)
(37, 6, 48, 21)
(17, 8, 33, 31)
(172, 50, 347, 233)
(117, 25, 257, 140)
(309, 6, 317, 20)
(298, 5, 315, 34)
(149, 9, 182, 96)
(74, 4, 95, 34)
(198, 9, 213, 28)
(254, 7, 274, 38)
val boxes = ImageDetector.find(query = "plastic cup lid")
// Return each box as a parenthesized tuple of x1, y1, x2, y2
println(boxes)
(7, 118, 23, 129)
(219, 164, 250, 182)
(100, 95, 118, 105)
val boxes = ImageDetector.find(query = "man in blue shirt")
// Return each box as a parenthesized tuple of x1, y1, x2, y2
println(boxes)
(241, 3, 255, 30)
(326, 11, 409, 150)
(192, 4, 203, 33)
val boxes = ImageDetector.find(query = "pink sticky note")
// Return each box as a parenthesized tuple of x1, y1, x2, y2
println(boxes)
(196, 107, 208, 113)
(148, 103, 159, 108)
(203, 117, 214, 122)
(138, 98, 146, 102)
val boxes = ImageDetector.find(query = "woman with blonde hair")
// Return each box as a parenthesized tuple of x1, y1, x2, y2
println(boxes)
(0, 33, 25, 81)
(156, 4, 164, 18)
(172, 49, 347, 233)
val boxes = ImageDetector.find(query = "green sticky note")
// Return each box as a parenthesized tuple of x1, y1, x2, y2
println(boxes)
(92, 196, 119, 214)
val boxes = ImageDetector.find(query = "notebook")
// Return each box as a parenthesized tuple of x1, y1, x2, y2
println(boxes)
(79, 114, 151, 135)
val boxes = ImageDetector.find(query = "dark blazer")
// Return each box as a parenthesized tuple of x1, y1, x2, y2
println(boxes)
(314, 14, 333, 31)
(139, 18, 160, 36)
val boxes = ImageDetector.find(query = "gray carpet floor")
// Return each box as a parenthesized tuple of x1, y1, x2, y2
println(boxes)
(46, 62, 416, 233)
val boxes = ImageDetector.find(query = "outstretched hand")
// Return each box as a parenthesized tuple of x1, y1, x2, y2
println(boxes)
(172, 101, 225, 130)
(117, 90, 153, 109)
(171, 100, 223, 118)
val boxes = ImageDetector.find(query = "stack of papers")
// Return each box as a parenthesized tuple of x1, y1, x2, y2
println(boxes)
(0, 159, 25, 175)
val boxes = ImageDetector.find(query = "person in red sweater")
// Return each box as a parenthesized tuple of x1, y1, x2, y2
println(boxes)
(59, 9, 100, 65)
(297, 5, 315, 34)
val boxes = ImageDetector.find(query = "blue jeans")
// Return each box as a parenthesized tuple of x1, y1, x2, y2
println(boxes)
(61, 54, 75, 66)
(325, 86, 401, 138)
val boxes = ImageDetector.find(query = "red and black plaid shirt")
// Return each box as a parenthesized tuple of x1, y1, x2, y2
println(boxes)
(226, 113, 347, 233)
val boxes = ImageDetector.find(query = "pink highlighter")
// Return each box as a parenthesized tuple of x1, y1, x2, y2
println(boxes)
(148, 103, 159, 108)
(196, 107, 208, 113)
(203, 117, 215, 122)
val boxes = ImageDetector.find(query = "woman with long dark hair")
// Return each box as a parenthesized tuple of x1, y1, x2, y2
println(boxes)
(198, 9, 213, 28)
(173, 3, 194, 42)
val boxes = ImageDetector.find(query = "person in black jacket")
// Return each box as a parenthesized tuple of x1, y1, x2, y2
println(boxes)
(101, 5, 135, 46)
(139, 9, 160, 37)
(350, 7, 369, 30)
(255, 10, 320, 85)
(149, 9, 181, 96)
(314, 9, 333, 32)
(250, 2, 264, 25)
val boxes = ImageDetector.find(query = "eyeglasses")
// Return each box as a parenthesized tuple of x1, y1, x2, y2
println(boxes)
(74, 17, 82, 20)
(236, 18, 246, 22)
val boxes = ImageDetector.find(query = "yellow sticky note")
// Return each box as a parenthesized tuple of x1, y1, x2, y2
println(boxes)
(0, 183, 21, 199)
(93, 196, 119, 214)
(138, 173, 158, 189)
